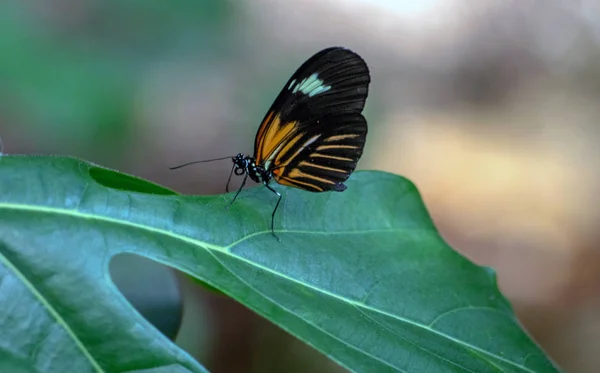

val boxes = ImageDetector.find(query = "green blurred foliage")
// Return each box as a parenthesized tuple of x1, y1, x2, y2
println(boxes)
(0, 1, 233, 160)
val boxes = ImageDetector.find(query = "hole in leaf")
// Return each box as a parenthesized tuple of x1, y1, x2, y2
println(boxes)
(110, 253, 183, 341)
(89, 167, 177, 195)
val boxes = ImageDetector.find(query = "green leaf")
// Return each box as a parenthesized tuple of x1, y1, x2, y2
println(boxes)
(0, 155, 560, 373)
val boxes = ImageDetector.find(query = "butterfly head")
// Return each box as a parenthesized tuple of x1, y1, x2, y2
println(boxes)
(231, 153, 271, 183)
(231, 153, 247, 176)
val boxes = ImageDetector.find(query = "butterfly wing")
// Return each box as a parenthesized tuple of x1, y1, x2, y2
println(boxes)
(254, 47, 370, 171)
(270, 111, 367, 192)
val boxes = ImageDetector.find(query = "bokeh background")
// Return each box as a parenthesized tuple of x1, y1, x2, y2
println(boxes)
(1, 1, 599, 372)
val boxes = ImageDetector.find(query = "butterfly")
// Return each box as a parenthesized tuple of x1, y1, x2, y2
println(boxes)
(171, 46, 370, 239)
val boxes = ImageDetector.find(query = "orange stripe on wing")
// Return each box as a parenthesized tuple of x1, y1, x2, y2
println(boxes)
(323, 133, 361, 143)
(255, 111, 275, 155)
(276, 175, 324, 191)
(316, 144, 359, 151)
(298, 161, 348, 174)
(275, 132, 306, 163)
(309, 153, 354, 162)
(273, 134, 321, 169)
(256, 113, 298, 164)
(287, 168, 335, 185)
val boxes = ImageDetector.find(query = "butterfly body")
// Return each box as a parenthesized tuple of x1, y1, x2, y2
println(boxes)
(231, 154, 270, 184)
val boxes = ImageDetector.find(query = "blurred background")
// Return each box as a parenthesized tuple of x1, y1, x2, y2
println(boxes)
(1, 0, 599, 372)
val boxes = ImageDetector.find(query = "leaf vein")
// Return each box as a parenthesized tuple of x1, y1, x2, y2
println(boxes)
(355, 305, 482, 373)
(202, 249, 407, 373)
(0, 250, 105, 373)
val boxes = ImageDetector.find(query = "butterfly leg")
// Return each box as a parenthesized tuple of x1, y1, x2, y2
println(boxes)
(225, 163, 236, 193)
(226, 173, 247, 209)
(264, 183, 282, 241)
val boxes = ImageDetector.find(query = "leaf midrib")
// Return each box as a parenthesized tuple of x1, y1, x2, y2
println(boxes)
(0, 202, 535, 373)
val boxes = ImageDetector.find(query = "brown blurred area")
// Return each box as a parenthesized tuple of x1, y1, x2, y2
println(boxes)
(1, 0, 599, 372)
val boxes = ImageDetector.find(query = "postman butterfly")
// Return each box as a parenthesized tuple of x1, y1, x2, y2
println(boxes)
(171, 47, 370, 239)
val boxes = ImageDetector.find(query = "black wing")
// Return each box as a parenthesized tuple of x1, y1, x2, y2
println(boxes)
(270, 112, 367, 192)
(254, 47, 370, 167)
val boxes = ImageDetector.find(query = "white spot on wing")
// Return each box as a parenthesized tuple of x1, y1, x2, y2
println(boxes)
(292, 73, 331, 96)
(288, 79, 296, 90)
(302, 134, 321, 148)
(308, 85, 331, 97)
(264, 142, 286, 170)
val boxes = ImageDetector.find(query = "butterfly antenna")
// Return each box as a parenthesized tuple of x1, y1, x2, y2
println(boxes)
(169, 156, 233, 170)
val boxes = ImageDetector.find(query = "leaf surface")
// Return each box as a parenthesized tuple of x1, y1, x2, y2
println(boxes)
(0, 155, 560, 373)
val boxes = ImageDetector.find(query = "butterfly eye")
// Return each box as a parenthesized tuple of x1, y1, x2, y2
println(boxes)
(234, 167, 245, 176)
